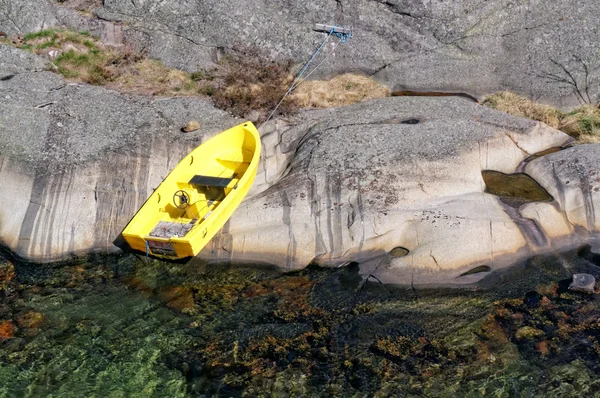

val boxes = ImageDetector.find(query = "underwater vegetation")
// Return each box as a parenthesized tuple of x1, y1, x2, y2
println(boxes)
(1, 245, 600, 397)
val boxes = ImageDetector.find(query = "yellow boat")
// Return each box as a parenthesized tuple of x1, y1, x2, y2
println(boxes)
(122, 122, 261, 259)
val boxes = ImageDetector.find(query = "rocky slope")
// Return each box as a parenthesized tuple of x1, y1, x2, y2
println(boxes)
(3, 44, 600, 286)
(2, 0, 599, 107)
(2, 0, 600, 285)
(522, 145, 600, 242)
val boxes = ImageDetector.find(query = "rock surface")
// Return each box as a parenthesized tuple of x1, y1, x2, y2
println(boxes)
(0, 45, 50, 78)
(569, 273, 596, 294)
(0, 45, 240, 261)
(2, 0, 599, 107)
(521, 144, 600, 246)
(5, 46, 600, 286)
(208, 98, 584, 285)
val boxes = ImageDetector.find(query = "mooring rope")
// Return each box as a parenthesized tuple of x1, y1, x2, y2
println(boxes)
(290, 38, 343, 87)
(259, 27, 352, 130)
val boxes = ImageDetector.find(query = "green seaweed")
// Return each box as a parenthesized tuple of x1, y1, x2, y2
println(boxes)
(1, 248, 600, 396)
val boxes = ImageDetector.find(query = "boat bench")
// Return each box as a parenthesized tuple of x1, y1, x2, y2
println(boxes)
(189, 175, 234, 188)
(188, 175, 236, 201)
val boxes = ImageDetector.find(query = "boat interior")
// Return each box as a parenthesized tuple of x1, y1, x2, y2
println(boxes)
(146, 149, 253, 239)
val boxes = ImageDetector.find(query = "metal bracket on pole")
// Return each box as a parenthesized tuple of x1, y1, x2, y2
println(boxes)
(313, 24, 352, 35)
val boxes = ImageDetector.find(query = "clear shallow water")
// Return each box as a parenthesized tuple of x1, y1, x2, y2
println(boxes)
(1, 247, 600, 397)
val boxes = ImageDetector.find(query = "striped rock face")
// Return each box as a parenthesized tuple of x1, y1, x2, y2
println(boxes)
(1, 45, 599, 286)
(206, 97, 598, 285)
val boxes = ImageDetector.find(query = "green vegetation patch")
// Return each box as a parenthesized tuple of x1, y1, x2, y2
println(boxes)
(12, 29, 299, 122)
(23, 29, 59, 41)
(16, 28, 116, 85)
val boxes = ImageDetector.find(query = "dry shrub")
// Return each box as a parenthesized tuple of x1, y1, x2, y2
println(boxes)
(208, 49, 297, 122)
(481, 91, 562, 129)
(291, 73, 391, 108)
(482, 91, 600, 143)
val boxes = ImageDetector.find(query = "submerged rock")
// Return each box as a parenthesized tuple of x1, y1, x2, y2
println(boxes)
(523, 291, 542, 308)
(515, 326, 545, 341)
(0, 320, 15, 339)
(569, 273, 596, 294)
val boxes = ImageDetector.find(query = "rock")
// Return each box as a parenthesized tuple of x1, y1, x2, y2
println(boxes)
(0, 1, 58, 36)
(569, 273, 596, 294)
(182, 120, 200, 133)
(0, 44, 50, 79)
(209, 97, 576, 285)
(2, 46, 599, 287)
(63, 43, 80, 53)
(521, 145, 600, 246)
(4, 0, 598, 106)
(515, 326, 545, 340)
(0, 49, 239, 262)
(245, 110, 260, 123)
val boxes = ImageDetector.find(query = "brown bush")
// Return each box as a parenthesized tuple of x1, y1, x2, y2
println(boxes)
(208, 48, 298, 122)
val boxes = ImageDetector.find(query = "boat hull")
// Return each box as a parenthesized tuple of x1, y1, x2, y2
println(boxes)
(121, 122, 261, 259)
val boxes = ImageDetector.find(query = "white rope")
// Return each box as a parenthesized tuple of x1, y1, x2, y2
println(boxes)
(259, 29, 342, 130)
(290, 39, 343, 90)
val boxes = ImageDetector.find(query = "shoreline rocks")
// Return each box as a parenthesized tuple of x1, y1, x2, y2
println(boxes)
(1, 45, 600, 286)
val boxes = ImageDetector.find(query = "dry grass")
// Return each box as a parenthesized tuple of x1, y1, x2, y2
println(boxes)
(109, 59, 197, 96)
(481, 91, 563, 129)
(482, 91, 600, 143)
(290, 73, 391, 108)
(11, 30, 391, 122)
